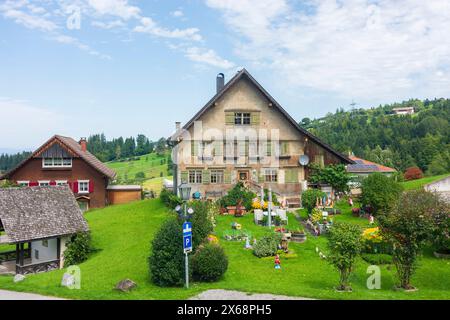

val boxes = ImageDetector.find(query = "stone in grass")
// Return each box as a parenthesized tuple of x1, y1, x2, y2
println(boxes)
(13, 274, 26, 283)
(115, 279, 137, 292)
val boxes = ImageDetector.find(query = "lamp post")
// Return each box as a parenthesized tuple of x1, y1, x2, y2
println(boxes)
(178, 183, 192, 289)
(268, 185, 272, 228)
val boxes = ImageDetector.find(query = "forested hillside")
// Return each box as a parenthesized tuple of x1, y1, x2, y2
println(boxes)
(302, 98, 450, 174)
(0, 152, 32, 173)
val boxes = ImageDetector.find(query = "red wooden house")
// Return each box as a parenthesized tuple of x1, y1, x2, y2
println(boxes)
(0, 135, 117, 211)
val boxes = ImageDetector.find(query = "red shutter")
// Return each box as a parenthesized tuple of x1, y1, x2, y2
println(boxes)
(29, 181, 38, 187)
(50, 180, 56, 186)
(73, 180, 79, 193)
(89, 181, 94, 193)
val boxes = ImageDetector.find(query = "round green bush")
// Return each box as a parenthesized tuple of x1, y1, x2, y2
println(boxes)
(192, 243, 228, 282)
(253, 233, 281, 258)
(301, 189, 326, 213)
(63, 232, 92, 266)
(149, 218, 187, 287)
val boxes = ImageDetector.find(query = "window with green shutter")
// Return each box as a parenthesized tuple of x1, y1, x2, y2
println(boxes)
(213, 141, 223, 156)
(281, 142, 289, 156)
(251, 112, 260, 125)
(224, 171, 231, 184)
(285, 168, 298, 183)
(191, 140, 199, 156)
(225, 112, 234, 125)
(202, 170, 210, 184)
(266, 141, 272, 156)
(180, 171, 188, 183)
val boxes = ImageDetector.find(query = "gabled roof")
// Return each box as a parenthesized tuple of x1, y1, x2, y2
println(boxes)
(347, 156, 396, 173)
(0, 135, 116, 180)
(173, 68, 353, 164)
(0, 186, 89, 243)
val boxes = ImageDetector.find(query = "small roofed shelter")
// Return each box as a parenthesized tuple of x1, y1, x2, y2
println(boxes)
(106, 185, 142, 205)
(0, 186, 89, 275)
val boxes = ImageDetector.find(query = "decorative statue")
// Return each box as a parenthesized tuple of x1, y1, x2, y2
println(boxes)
(348, 197, 353, 207)
(274, 255, 281, 269)
(244, 237, 252, 249)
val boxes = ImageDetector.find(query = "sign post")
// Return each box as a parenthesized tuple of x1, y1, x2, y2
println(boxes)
(182, 221, 192, 289)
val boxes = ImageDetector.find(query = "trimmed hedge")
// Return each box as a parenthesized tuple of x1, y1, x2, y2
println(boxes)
(192, 243, 228, 282)
(63, 232, 92, 266)
(253, 233, 281, 258)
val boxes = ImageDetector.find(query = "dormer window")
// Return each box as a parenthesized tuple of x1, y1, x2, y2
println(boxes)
(42, 157, 72, 168)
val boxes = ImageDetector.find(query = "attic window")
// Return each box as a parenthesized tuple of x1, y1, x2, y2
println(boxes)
(42, 157, 72, 168)
(234, 113, 251, 125)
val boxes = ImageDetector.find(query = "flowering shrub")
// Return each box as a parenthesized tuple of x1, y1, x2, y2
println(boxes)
(362, 227, 383, 243)
(362, 227, 391, 254)
(252, 200, 268, 210)
(207, 234, 219, 244)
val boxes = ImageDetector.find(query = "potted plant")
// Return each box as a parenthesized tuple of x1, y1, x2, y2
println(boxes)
(291, 227, 306, 243)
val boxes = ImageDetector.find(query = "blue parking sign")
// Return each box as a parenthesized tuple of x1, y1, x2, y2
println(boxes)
(183, 235, 192, 253)
(183, 222, 192, 236)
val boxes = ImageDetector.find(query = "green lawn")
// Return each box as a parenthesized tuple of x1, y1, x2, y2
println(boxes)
(142, 176, 173, 194)
(400, 174, 449, 190)
(106, 153, 169, 183)
(0, 199, 449, 300)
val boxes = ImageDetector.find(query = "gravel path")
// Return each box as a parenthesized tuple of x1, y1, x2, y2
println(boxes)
(190, 289, 313, 300)
(0, 289, 64, 300)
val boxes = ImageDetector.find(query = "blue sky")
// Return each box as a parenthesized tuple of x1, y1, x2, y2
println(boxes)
(1, 0, 449, 151)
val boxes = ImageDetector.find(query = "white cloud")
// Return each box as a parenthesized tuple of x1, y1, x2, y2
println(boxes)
(51, 34, 112, 60)
(87, 0, 140, 20)
(1, 4, 58, 32)
(171, 9, 184, 18)
(0, 98, 67, 149)
(206, 0, 450, 101)
(134, 17, 202, 41)
(185, 46, 235, 69)
(91, 19, 125, 29)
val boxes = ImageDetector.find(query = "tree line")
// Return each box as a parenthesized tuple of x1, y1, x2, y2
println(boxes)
(0, 134, 170, 172)
(86, 133, 169, 162)
(301, 98, 450, 175)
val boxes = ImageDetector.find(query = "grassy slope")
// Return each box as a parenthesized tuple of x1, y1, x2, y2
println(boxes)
(0, 199, 449, 300)
(142, 176, 172, 194)
(106, 153, 168, 183)
(401, 174, 450, 190)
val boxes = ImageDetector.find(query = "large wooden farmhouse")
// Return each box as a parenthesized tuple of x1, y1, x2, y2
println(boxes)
(0, 135, 116, 210)
(171, 69, 353, 204)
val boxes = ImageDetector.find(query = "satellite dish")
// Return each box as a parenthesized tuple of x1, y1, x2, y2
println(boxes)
(299, 155, 309, 166)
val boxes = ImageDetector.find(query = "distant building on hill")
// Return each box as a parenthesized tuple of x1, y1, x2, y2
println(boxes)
(392, 107, 415, 115)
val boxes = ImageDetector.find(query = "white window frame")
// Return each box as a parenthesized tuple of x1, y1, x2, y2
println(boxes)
(234, 112, 251, 125)
(56, 180, 68, 186)
(210, 170, 224, 184)
(42, 157, 72, 168)
(38, 180, 50, 186)
(188, 170, 202, 184)
(17, 180, 29, 187)
(264, 168, 278, 182)
(78, 180, 90, 194)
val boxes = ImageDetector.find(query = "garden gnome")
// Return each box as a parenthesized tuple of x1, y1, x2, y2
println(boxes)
(348, 197, 353, 207)
(274, 254, 281, 269)
(369, 214, 374, 224)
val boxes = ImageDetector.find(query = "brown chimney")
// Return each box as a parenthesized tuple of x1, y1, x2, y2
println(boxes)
(79, 137, 87, 152)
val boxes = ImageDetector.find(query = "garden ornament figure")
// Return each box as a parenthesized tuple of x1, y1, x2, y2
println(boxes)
(348, 197, 353, 207)
(369, 215, 374, 224)
(244, 237, 252, 249)
(274, 255, 281, 269)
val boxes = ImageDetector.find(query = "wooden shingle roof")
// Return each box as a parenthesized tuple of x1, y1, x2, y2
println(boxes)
(0, 186, 89, 243)
(0, 135, 116, 180)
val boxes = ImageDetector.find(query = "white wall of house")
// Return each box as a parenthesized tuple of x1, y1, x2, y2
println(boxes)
(60, 236, 71, 268)
(31, 238, 58, 264)
(425, 176, 450, 193)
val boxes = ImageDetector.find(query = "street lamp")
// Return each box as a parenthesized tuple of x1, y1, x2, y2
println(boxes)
(178, 182, 191, 201)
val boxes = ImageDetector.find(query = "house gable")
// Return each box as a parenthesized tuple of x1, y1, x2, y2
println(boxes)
(177, 69, 353, 164)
